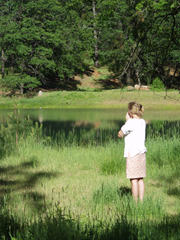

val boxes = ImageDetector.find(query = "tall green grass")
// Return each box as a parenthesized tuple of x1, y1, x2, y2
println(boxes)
(0, 117, 180, 239)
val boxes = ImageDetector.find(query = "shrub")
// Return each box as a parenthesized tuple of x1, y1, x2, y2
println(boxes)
(151, 77, 165, 90)
(0, 74, 40, 94)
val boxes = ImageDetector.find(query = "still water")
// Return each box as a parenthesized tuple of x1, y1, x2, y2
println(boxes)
(1, 108, 180, 122)
(0, 108, 180, 142)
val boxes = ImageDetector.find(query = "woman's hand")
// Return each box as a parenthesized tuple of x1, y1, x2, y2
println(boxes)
(118, 130, 124, 138)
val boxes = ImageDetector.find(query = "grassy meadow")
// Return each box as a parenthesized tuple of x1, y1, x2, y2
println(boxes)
(0, 89, 180, 110)
(0, 115, 180, 240)
(0, 66, 180, 110)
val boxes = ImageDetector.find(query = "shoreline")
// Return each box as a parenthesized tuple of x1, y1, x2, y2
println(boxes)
(0, 104, 180, 110)
(0, 89, 179, 110)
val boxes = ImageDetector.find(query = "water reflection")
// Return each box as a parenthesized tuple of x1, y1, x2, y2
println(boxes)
(0, 108, 180, 122)
(0, 109, 179, 145)
(38, 112, 44, 124)
(146, 120, 180, 138)
(41, 120, 125, 146)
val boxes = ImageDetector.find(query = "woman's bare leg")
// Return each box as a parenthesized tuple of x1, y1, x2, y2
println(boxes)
(130, 179, 138, 203)
(138, 178, 144, 202)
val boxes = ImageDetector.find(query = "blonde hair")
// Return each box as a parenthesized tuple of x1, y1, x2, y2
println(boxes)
(128, 102, 144, 118)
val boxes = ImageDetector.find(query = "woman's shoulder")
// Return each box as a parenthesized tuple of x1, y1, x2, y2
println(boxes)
(141, 118, 146, 123)
(139, 118, 146, 126)
(126, 118, 146, 124)
(133, 118, 146, 126)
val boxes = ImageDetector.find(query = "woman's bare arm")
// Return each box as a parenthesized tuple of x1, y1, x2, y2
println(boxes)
(118, 130, 124, 138)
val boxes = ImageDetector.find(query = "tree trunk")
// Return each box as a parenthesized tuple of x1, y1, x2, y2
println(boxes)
(92, 0, 99, 67)
(136, 70, 141, 87)
(164, 87, 168, 99)
(126, 69, 132, 85)
(20, 83, 24, 95)
(1, 49, 5, 78)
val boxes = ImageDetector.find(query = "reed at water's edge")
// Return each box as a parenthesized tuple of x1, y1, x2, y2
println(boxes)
(0, 116, 180, 240)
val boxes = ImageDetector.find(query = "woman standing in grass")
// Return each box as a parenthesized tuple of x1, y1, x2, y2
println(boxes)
(118, 102, 147, 203)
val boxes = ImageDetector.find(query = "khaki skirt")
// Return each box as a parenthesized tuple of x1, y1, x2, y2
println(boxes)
(126, 153, 146, 179)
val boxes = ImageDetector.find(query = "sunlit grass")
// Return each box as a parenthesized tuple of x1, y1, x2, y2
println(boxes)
(0, 119, 180, 239)
(0, 89, 180, 110)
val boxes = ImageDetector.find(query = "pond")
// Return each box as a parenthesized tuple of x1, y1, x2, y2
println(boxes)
(1, 108, 180, 122)
(0, 108, 180, 144)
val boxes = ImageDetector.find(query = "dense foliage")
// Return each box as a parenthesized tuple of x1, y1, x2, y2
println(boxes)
(0, 0, 180, 92)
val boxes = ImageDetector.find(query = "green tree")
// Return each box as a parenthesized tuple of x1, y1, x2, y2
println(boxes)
(97, 0, 180, 89)
(135, 0, 180, 90)
(1, 0, 179, 92)
(0, 0, 93, 91)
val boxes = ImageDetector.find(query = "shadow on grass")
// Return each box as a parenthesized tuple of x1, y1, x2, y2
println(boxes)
(118, 186, 131, 197)
(0, 205, 180, 240)
(0, 158, 180, 239)
(58, 77, 81, 91)
(150, 167, 180, 201)
(95, 75, 122, 90)
(167, 187, 180, 197)
(158, 168, 180, 198)
(0, 157, 60, 213)
(93, 185, 131, 206)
